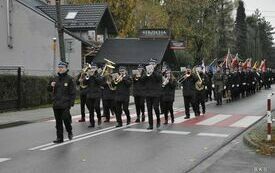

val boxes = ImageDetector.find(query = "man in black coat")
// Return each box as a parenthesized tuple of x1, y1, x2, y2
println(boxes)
(195, 69, 206, 115)
(179, 66, 198, 119)
(161, 69, 177, 124)
(47, 62, 76, 143)
(132, 64, 146, 123)
(114, 66, 132, 127)
(101, 70, 116, 123)
(76, 64, 90, 122)
(84, 63, 103, 128)
(142, 58, 162, 129)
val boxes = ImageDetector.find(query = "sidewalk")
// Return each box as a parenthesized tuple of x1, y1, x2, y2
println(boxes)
(0, 90, 183, 129)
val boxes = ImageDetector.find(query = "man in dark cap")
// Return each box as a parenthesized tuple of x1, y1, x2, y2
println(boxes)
(84, 62, 103, 128)
(132, 64, 146, 122)
(179, 65, 199, 119)
(114, 66, 132, 127)
(142, 58, 162, 129)
(47, 61, 76, 143)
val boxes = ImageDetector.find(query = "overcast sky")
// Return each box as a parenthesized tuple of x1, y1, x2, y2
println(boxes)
(243, 0, 275, 40)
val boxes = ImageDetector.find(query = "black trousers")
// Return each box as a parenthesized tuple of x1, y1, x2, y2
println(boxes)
(115, 100, 130, 125)
(53, 108, 72, 140)
(103, 99, 116, 120)
(134, 96, 145, 118)
(87, 98, 101, 125)
(196, 92, 206, 114)
(146, 97, 160, 127)
(183, 95, 197, 117)
(80, 93, 89, 119)
(163, 101, 174, 122)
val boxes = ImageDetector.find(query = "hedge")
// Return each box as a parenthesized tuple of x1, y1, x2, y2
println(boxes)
(0, 75, 52, 109)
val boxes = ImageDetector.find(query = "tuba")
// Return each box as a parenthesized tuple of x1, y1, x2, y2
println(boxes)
(101, 59, 116, 90)
(79, 63, 91, 89)
(145, 64, 155, 77)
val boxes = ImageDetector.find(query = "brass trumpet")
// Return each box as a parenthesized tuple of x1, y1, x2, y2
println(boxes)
(114, 73, 126, 84)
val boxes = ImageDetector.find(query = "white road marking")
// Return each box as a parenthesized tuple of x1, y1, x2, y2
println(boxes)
(32, 107, 186, 151)
(196, 114, 232, 126)
(174, 112, 194, 123)
(159, 130, 190, 135)
(28, 126, 115, 150)
(123, 128, 153, 132)
(197, 133, 229, 138)
(230, 116, 262, 128)
(0, 158, 11, 163)
(40, 123, 138, 151)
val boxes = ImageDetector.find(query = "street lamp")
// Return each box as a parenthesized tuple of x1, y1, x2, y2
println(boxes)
(52, 37, 57, 74)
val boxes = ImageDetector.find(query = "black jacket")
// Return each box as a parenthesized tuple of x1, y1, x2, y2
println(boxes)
(101, 76, 115, 100)
(85, 73, 103, 99)
(47, 72, 76, 109)
(141, 70, 162, 97)
(132, 72, 146, 97)
(180, 74, 197, 96)
(161, 79, 177, 102)
(114, 75, 132, 101)
(76, 73, 89, 95)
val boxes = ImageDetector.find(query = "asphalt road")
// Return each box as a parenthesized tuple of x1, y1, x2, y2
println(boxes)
(0, 89, 273, 173)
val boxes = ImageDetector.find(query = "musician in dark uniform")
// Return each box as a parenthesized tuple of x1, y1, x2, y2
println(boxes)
(76, 63, 90, 122)
(47, 62, 76, 143)
(231, 67, 241, 101)
(84, 63, 103, 128)
(114, 66, 132, 127)
(239, 67, 246, 98)
(224, 68, 233, 102)
(142, 58, 162, 129)
(179, 66, 199, 119)
(161, 68, 177, 124)
(212, 66, 224, 105)
(101, 68, 116, 122)
(195, 68, 206, 115)
(205, 70, 213, 101)
(132, 64, 146, 123)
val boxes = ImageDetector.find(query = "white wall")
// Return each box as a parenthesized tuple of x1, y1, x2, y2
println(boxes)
(0, 0, 81, 76)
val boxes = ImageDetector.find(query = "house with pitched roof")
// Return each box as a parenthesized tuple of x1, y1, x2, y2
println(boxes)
(0, 0, 117, 76)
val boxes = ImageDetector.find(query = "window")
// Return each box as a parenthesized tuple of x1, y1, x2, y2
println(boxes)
(65, 12, 78, 19)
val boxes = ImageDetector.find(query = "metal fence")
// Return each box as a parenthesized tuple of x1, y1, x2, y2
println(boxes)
(0, 66, 23, 111)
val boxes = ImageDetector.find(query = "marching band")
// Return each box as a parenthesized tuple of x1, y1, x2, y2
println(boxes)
(48, 58, 273, 142)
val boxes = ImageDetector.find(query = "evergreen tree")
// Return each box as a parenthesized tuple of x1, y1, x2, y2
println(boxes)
(234, 0, 247, 58)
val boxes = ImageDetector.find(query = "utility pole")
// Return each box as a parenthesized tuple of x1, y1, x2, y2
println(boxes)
(55, 0, 66, 62)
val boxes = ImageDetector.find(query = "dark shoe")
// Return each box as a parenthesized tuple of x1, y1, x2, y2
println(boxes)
(88, 124, 95, 128)
(135, 119, 140, 123)
(147, 126, 153, 130)
(142, 115, 145, 122)
(68, 133, 73, 140)
(157, 123, 160, 128)
(115, 124, 122, 128)
(163, 120, 168, 125)
(53, 139, 63, 144)
(78, 119, 85, 122)
(171, 118, 174, 123)
(184, 116, 190, 119)
(104, 119, 110, 123)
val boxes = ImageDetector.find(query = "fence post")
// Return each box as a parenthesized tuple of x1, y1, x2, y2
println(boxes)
(267, 93, 274, 141)
(17, 67, 21, 110)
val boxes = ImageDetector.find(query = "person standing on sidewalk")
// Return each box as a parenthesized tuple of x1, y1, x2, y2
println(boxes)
(47, 62, 76, 143)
